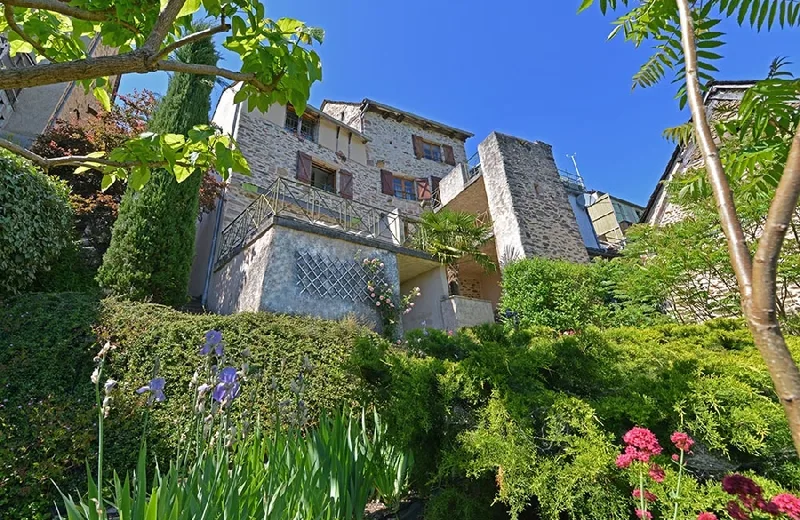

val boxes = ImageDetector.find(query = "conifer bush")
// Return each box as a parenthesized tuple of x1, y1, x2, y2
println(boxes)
(0, 151, 72, 297)
(98, 35, 219, 306)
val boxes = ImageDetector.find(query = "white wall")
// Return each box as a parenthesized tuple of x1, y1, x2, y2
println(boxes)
(401, 265, 448, 331)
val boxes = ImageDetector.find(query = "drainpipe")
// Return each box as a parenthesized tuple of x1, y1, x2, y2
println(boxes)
(201, 99, 242, 307)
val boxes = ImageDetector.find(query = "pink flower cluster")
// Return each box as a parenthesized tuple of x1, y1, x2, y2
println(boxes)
(721, 474, 800, 519)
(670, 431, 694, 452)
(633, 489, 658, 502)
(696, 513, 718, 520)
(616, 427, 662, 468)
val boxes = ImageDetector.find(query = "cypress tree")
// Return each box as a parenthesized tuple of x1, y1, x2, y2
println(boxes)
(97, 35, 218, 306)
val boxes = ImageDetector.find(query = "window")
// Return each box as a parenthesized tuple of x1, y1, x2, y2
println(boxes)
(422, 141, 442, 162)
(284, 106, 317, 142)
(392, 176, 417, 201)
(311, 163, 336, 193)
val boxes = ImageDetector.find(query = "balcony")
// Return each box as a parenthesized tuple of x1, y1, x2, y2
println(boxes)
(216, 177, 422, 266)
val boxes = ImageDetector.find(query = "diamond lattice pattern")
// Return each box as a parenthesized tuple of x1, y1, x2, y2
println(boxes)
(295, 251, 386, 302)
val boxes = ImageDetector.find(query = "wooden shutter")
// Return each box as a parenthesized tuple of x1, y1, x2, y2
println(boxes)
(430, 175, 441, 204)
(416, 178, 431, 200)
(380, 169, 394, 195)
(412, 135, 424, 159)
(296, 151, 312, 183)
(443, 145, 456, 166)
(339, 169, 353, 199)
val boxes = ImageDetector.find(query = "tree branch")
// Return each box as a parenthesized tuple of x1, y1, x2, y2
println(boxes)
(676, 0, 754, 304)
(0, 0, 108, 22)
(0, 136, 188, 171)
(153, 23, 230, 61)
(3, 5, 49, 59)
(142, 0, 187, 53)
(0, 52, 284, 97)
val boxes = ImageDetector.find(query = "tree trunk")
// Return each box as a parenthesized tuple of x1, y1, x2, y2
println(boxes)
(677, 0, 800, 456)
(447, 263, 460, 296)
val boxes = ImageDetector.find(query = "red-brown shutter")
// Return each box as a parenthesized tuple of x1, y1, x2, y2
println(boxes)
(296, 151, 312, 183)
(416, 178, 431, 200)
(339, 169, 353, 199)
(430, 175, 441, 203)
(380, 169, 394, 195)
(443, 145, 456, 166)
(412, 135, 424, 159)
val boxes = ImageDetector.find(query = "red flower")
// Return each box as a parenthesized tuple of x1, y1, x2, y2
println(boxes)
(616, 452, 634, 469)
(635, 509, 652, 520)
(633, 489, 658, 502)
(771, 493, 800, 519)
(670, 431, 694, 452)
(727, 501, 750, 520)
(648, 464, 665, 483)
(697, 513, 717, 520)
(623, 427, 663, 458)
(672, 454, 680, 462)
(722, 474, 762, 501)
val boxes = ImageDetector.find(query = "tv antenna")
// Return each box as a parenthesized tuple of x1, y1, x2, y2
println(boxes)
(566, 153, 586, 187)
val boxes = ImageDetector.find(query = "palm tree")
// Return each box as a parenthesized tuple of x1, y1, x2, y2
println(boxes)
(412, 209, 496, 295)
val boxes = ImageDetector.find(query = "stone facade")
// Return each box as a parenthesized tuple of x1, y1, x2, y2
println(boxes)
(0, 37, 119, 146)
(210, 218, 400, 332)
(215, 91, 472, 230)
(479, 132, 589, 264)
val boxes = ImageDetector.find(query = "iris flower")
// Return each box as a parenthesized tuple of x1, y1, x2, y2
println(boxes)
(212, 367, 240, 404)
(136, 377, 166, 404)
(200, 329, 224, 356)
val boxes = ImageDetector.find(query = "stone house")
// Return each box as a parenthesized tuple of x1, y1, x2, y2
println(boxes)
(191, 85, 630, 333)
(0, 35, 119, 147)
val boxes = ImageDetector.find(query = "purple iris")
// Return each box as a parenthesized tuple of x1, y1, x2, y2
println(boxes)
(212, 366, 240, 404)
(136, 377, 166, 404)
(200, 329, 224, 356)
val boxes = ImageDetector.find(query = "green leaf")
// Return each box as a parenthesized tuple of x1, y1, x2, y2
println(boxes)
(178, 0, 202, 18)
(101, 174, 114, 191)
(578, 0, 594, 13)
(93, 87, 112, 111)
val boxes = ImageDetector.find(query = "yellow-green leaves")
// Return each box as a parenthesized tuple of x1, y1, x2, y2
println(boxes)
(92, 125, 248, 191)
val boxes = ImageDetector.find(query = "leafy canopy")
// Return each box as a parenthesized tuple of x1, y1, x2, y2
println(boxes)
(0, 0, 324, 189)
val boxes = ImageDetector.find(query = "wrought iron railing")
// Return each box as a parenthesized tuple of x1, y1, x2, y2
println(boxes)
(467, 151, 482, 180)
(216, 177, 422, 265)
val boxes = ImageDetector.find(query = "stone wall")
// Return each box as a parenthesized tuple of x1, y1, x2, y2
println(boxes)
(362, 110, 468, 181)
(441, 295, 495, 331)
(209, 220, 401, 332)
(320, 101, 364, 131)
(220, 106, 423, 228)
(479, 132, 589, 264)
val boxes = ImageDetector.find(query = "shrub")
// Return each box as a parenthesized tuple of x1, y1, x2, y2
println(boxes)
(0, 292, 371, 519)
(0, 151, 73, 297)
(353, 321, 800, 519)
(98, 37, 219, 306)
(500, 257, 607, 330)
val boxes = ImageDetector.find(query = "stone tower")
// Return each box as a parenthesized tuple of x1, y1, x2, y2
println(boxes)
(478, 132, 589, 264)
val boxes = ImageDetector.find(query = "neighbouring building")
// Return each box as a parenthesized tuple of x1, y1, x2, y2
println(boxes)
(642, 81, 755, 226)
(0, 35, 118, 147)
(191, 85, 643, 333)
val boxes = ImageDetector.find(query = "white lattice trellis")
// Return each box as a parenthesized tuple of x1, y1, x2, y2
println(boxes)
(295, 251, 386, 302)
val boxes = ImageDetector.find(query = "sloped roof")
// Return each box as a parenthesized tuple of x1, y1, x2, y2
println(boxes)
(321, 98, 474, 141)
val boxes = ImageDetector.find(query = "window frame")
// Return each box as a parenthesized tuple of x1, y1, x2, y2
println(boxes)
(310, 162, 336, 193)
(392, 175, 417, 201)
(421, 140, 442, 162)
(284, 106, 318, 142)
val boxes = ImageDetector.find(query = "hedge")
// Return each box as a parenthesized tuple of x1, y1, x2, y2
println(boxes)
(0, 151, 73, 297)
(354, 321, 800, 519)
(0, 293, 371, 519)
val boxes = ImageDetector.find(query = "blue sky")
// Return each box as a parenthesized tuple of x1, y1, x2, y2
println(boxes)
(120, 1, 797, 206)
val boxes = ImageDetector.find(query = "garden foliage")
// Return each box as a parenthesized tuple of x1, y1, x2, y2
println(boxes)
(4, 293, 800, 518)
(98, 36, 219, 306)
(499, 257, 668, 330)
(0, 293, 372, 519)
(0, 151, 73, 297)
(354, 321, 800, 519)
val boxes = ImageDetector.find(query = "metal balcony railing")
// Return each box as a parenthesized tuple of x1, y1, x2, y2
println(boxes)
(216, 177, 422, 266)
